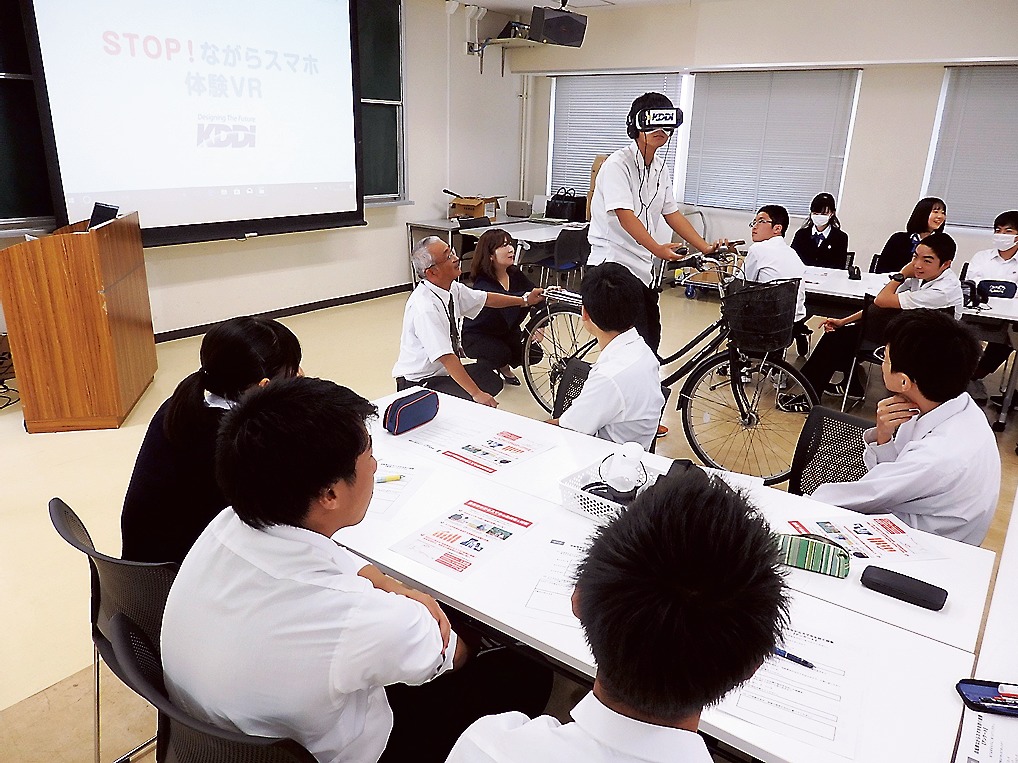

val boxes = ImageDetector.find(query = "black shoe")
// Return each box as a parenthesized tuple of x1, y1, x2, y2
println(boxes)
(777, 393, 811, 413)
(989, 394, 1018, 411)
(501, 373, 521, 386)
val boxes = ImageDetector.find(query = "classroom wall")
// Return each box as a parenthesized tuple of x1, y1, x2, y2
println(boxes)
(141, 0, 522, 335)
(511, 0, 1017, 267)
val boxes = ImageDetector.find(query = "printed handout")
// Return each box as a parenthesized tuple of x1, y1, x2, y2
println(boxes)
(523, 538, 589, 628)
(784, 515, 943, 561)
(405, 419, 551, 474)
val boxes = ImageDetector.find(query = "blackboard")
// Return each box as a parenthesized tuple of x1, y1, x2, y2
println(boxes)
(1, 0, 403, 223)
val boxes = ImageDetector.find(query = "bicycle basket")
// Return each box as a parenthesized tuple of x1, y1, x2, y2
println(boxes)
(722, 278, 798, 354)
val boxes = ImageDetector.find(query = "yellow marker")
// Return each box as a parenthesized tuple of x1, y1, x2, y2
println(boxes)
(375, 474, 404, 484)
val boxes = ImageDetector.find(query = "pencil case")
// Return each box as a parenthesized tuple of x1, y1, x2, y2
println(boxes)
(777, 533, 850, 578)
(383, 390, 439, 435)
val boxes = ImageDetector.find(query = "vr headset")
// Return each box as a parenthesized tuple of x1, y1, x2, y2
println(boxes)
(634, 107, 683, 133)
(962, 279, 1018, 307)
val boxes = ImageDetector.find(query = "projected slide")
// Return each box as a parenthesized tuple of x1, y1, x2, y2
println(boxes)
(29, 0, 359, 239)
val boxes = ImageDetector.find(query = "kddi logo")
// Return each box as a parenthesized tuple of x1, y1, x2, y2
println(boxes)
(196, 124, 256, 148)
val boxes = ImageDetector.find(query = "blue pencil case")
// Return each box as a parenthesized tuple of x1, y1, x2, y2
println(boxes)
(383, 390, 439, 435)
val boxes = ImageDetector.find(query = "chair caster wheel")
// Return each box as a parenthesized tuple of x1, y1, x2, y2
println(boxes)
(684, 284, 696, 299)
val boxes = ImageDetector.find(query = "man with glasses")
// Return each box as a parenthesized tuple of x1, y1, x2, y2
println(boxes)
(743, 204, 807, 331)
(393, 236, 543, 406)
(587, 92, 721, 356)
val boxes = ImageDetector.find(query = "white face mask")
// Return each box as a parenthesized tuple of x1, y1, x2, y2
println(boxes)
(811, 213, 831, 228)
(992, 233, 1018, 251)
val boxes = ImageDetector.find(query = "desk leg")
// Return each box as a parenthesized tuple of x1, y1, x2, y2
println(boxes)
(995, 350, 1018, 432)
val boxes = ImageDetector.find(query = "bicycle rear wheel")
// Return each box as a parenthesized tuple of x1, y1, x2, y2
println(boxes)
(522, 305, 599, 414)
(679, 351, 818, 485)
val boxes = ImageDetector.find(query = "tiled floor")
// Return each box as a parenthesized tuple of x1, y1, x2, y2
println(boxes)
(1, 285, 1014, 761)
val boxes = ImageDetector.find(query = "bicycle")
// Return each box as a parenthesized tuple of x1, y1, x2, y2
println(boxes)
(520, 253, 819, 485)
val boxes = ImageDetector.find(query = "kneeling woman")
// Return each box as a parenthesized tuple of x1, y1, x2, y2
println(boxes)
(121, 316, 302, 563)
(463, 228, 537, 386)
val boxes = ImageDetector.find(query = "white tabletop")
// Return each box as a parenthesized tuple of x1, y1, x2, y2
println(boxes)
(460, 220, 571, 244)
(341, 391, 982, 763)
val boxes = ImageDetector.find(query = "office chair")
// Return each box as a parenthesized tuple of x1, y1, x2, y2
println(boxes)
(108, 613, 318, 763)
(868, 252, 882, 273)
(837, 294, 894, 411)
(48, 497, 178, 763)
(535, 226, 590, 289)
(788, 406, 870, 496)
(551, 358, 591, 419)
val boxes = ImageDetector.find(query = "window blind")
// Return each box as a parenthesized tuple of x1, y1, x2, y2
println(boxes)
(549, 73, 682, 194)
(927, 66, 1018, 227)
(683, 70, 857, 214)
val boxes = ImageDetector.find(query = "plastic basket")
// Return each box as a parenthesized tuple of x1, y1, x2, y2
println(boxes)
(722, 278, 799, 354)
(560, 461, 667, 525)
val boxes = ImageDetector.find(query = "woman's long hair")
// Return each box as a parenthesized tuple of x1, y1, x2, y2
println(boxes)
(470, 228, 514, 282)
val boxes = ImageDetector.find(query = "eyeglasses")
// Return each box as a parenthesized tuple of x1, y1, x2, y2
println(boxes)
(750, 218, 774, 228)
(427, 248, 460, 269)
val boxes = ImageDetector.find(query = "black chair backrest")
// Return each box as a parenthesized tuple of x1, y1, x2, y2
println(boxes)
(49, 497, 177, 650)
(788, 406, 871, 496)
(109, 614, 317, 763)
(552, 358, 591, 419)
(553, 226, 590, 269)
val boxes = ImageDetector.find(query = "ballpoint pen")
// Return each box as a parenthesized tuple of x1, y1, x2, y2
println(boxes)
(773, 648, 815, 669)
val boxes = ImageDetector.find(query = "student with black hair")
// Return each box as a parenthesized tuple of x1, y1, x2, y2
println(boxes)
(813, 310, 999, 545)
(446, 470, 789, 763)
(121, 315, 302, 564)
(550, 263, 665, 451)
(875, 197, 947, 273)
(587, 91, 721, 354)
(967, 210, 1018, 386)
(743, 204, 807, 325)
(161, 376, 551, 763)
(790, 192, 850, 269)
(780, 231, 963, 410)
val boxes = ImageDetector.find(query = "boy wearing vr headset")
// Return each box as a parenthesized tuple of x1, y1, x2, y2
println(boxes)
(588, 92, 721, 355)
(967, 210, 1018, 388)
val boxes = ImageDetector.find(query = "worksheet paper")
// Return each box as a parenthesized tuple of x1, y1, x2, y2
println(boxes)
(404, 419, 551, 474)
(717, 626, 861, 758)
(957, 711, 1018, 763)
(784, 515, 943, 561)
(366, 459, 423, 517)
(391, 499, 533, 575)
(523, 538, 588, 628)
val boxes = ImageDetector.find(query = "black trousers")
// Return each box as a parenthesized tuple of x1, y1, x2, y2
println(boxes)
(633, 285, 662, 354)
(463, 329, 524, 370)
(975, 341, 1013, 380)
(800, 324, 864, 396)
(396, 362, 503, 400)
(381, 646, 554, 762)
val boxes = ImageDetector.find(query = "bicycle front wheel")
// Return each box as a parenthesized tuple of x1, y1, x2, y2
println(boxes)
(522, 305, 599, 414)
(679, 352, 818, 485)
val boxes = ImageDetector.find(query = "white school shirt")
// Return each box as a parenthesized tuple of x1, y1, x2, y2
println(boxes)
(558, 328, 664, 451)
(444, 691, 713, 763)
(966, 247, 1018, 285)
(161, 509, 456, 763)
(587, 144, 680, 286)
(393, 280, 488, 382)
(894, 267, 964, 318)
(811, 393, 999, 545)
(742, 235, 807, 322)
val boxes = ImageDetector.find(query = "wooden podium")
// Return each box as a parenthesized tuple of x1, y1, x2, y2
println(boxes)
(0, 213, 157, 433)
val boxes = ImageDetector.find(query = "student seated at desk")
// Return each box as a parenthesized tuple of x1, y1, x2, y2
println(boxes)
(780, 231, 963, 410)
(446, 469, 789, 763)
(121, 316, 302, 564)
(812, 311, 999, 545)
(743, 204, 808, 349)
(161, 377, 551, 763)
(462, 229, 537, 387)
(875, 197, 947, 273)
(550, 263, 664, 451)
(394, 236, 543, 407)
(968, 210, 1018, 388)
(790, 192, 850, 269)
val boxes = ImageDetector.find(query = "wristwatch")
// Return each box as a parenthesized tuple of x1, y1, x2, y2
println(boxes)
(521, 291, 530, 306)
(889, 272, 906, 283)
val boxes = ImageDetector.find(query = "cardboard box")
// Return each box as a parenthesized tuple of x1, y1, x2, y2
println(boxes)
(449, 196, 504, 219)
(587, 154, 609, 221)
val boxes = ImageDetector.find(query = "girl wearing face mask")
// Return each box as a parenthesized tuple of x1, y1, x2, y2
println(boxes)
(876, 197, 947, 273)
(791, 193, 850, 268)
